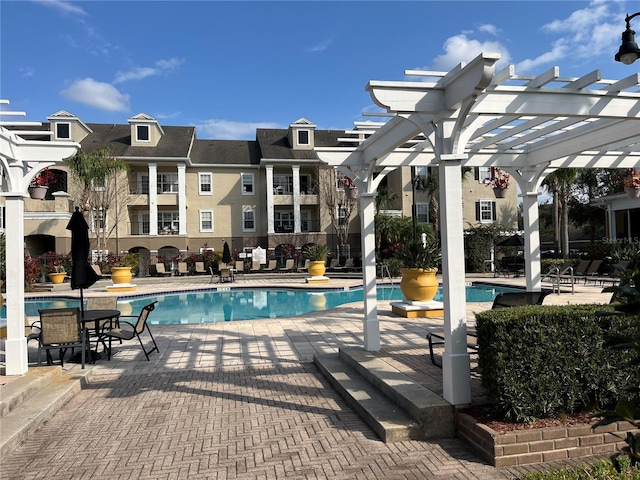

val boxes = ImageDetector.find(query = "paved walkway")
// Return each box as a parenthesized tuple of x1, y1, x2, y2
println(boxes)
(0, 274, 613, 479)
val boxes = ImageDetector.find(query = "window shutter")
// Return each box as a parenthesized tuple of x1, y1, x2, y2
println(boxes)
(474, 168, 479, 181)
(475, 202, 480, 221)
(492, 202, 497, 221)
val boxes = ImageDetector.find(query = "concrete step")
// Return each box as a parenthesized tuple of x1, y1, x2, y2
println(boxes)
(0, 366, 92, 459)
(314, 353, 421, 442)
(339, 347, 454, 439)
(314, 347, 454, 443)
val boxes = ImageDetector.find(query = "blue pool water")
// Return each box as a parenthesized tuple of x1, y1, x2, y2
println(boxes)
(6, 284, 518, 324)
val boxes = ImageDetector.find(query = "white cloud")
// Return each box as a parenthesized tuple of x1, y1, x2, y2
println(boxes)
(60, 78, 130, 112)
(431, 34, 511, 71)
(113, 58, 183, 84)
(307, 38, 332, 53)
(32, 0, 87, 16)
(478, 24, 499, 36)
(517, 0, 625, 72)
(196, 119, 283, 140)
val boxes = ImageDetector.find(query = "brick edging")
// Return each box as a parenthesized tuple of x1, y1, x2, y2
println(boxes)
(455, 411, 637, 467)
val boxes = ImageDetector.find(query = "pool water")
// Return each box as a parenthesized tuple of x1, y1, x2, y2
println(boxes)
(8, 284, 518, 324)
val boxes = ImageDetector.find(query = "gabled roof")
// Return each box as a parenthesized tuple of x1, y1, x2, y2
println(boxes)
(80, 123, 194, 158)
(190, 139, 261, 165)
(256, 128, 347, 160)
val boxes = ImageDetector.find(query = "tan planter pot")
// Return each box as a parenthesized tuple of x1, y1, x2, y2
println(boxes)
(28, 185, 48, 200)
(492, 187, 507, 198)
(400, 268, 439, 302)
(111, 266, 132, 284)
(47, 272, 66, 284)
(626, 187, 640, 198)
(308, 260, 327, 277)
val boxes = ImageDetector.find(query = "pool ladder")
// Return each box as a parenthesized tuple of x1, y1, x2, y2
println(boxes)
(378, 264, 394, 286)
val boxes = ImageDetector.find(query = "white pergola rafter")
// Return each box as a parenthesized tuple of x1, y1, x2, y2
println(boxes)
(315, 53, 640, 406)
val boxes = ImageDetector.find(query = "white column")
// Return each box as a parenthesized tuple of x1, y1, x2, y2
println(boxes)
(607, 204, 616, 241)
(521, 190, 542, 292)
(292, 165, 301, 234)
(359, 192, 380, 351)
(439, 155, 471, 406)
(148, 163, 158, 236)
(4, 193, 28, 375)
(266, 165, 275, 234)
(177, 163, 187, 235)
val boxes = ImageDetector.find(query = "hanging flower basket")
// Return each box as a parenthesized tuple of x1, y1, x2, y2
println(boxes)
(486, 168, 510, 199)
(493, 187, 508, 198)
(28, 185, 48, 200)
(626, 187, 640, 198)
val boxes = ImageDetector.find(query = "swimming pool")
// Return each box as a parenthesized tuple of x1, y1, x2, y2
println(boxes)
(7, 284, 518, 324)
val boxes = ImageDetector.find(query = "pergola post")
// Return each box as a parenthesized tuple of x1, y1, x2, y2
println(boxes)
(438, 156, 471, 405)
(521, 190, 543, 292)
(359, 191, 379, 351)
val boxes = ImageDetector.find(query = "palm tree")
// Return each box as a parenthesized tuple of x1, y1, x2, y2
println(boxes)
(542, 168, 578, 259)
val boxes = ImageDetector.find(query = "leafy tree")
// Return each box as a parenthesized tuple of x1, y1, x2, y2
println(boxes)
(542, 168, 578, 259)
(317, 166, 358, 257)
(65, 146, 130, 258)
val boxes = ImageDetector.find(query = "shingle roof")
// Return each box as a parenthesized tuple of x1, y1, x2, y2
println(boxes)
(81, 124, 195, 158)
(256, 129, 347, 160)
(190, 139, 261, 165)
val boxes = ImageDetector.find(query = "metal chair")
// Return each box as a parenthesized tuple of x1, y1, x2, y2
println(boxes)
(37, 307, 87, 369)
(100, 301, 159, 361)
(195, 261, 207, 275)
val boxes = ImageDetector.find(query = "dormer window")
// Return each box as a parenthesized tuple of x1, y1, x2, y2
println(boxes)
(298, 130, 309, 146)
(55, 123, 70, 140)
(136, 125, 150, 142)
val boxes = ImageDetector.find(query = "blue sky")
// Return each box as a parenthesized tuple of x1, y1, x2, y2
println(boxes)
(1, 0, 636, 139)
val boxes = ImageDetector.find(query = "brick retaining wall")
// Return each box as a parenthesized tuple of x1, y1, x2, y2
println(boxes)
(456, 411, 638, 467)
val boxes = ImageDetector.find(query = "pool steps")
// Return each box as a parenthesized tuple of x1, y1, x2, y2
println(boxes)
(314, 347, 454, 442)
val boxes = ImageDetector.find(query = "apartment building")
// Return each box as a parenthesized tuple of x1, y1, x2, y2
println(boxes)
(4, 111, 518, 272)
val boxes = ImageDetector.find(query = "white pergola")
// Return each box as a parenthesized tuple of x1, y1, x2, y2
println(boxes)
(315, 53, 640, 405)
(0, 100, 79, 375)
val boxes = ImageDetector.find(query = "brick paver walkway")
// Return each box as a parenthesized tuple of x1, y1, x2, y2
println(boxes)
(1, 274, 612, 479)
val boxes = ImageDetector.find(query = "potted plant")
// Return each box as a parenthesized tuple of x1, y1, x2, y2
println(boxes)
(486, 168, 510, 198)
(303, 244, 331, 277)
(395, 239, 441, 302)
(621, 169, 640, 198)
(47, 265, 67, 284)
(109, 253, 138, 285)
(28, 167, 56, 200)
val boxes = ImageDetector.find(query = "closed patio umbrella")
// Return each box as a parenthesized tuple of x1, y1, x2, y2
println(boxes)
(66, 207, 100, 312)
(496, 234, 525, 247)
(222, 241, 232, 265)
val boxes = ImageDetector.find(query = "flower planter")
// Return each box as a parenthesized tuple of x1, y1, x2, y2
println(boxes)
(626, 187, 640, 198)
(47, 272, 66, 284)
(345, 186, 358, 199)
(28, 185, 48, 200)
(308, 261, 327, 277)
(400, 268, 439, 302)
(492, 187, 507, 198)
(111, 266, 132, 285)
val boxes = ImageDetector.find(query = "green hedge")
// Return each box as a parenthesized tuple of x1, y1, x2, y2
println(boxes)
(518, 457, 640, 480)
(476, 304, 639, 422)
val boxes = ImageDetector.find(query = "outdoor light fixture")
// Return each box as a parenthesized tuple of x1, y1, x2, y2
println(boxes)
(615, 12, 640, 65)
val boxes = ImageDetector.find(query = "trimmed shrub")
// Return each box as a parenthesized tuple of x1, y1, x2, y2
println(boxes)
(518, 457, 640, 479)
(476, 304, 639, 422)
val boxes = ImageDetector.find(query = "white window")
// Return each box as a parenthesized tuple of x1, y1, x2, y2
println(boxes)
(243, 206, 255, 232)
(199, 173, 212, 195)
(337, 206, 348, 227)
(273, 175, 292, 194)
(416, 203, 429, 223)
(55, 123, 70, 140)
(157, 173, 179, 193)
(415, 166, 428, 178)
(136, 173, 149, 195)
(0, 205, 5, 230)
(298, 130, 309, 145)
(477, 200, 496, 224)
(275, 211, 293, 232)
(91, 208, 107, 233)
(477, 167, 492, 184)
(158, 211, 179, 234)
(92, 177, 106, 192)
(199, 210, 213, 232)
(140, 213, 150, 235)
(136, 125, 150, 142)
(241, 173, 254, 195)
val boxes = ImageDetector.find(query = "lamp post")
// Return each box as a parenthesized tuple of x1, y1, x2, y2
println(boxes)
(615, 12, 640, 65)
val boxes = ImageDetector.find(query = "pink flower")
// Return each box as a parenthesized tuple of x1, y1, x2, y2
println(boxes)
(486, 168, 510, 189)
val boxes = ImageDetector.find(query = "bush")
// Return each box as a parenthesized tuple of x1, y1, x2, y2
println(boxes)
(476, 304, 639, 422)
(518, 457, 640, 479)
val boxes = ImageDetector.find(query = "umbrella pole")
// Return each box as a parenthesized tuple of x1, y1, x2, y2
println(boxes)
(80, 288, 84, 313)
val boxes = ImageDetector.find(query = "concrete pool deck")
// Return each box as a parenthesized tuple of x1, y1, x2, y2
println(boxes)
(0, 273, 615, 478)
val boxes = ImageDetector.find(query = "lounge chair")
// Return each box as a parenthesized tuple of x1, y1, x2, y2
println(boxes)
(101, 301, 159, 361)
(195, 262, 207, 275)
(582, 260, 602, 283)
(176, 262, 189, 276)
(326, 258, 339, 272)
(280, 259, 295, 272)
(91, 264, 110, 278)
(209, 266, 219, 284)
(220, 268, 233, 283)
(298, 259, 310, 273)
(262, 260, 277, 272)
(234, 260, 245, 280)
(590, 260, 630, 286)
(334, 258, 355, 272)
(37, 307, 87, 369)
(250, 261, 262, 273)
(154, 263, 171, 277)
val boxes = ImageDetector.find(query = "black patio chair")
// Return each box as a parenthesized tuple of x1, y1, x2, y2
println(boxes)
(100, 301, 159, 360)
(491, 290, 551, 309)
(37, 307, 87, 369)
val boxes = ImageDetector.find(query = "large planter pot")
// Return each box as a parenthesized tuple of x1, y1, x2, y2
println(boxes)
(28, 185, 48, 200)
(400, 268, 439, 302)
(308, 260, 327, 277)
(47, 272, 66, 284)
(111, 266, 132, 284)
